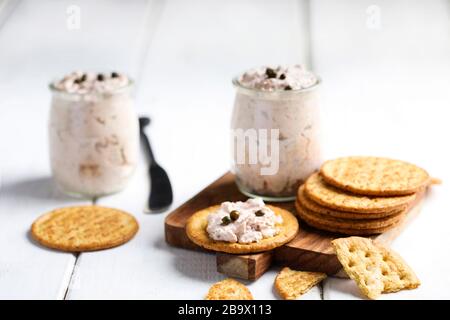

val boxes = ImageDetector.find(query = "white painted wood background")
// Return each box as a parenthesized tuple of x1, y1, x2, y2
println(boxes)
(0, 0, 449, 299)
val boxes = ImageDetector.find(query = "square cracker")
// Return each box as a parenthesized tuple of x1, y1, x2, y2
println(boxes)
(274, 267, 326, 300)
(331, 237, 420, 299)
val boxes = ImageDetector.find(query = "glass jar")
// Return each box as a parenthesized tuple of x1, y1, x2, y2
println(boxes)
(48, 83, 139, 197)
(231, 78, 322, 202)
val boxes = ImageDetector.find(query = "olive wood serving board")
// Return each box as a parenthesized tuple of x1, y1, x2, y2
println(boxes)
(164, 172, 425, 280)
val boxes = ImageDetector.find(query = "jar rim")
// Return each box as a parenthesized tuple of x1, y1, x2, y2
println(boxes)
(232, 75, 321, 96)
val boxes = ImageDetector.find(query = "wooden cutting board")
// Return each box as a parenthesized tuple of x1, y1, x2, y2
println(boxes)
(165, 172, 425, 280)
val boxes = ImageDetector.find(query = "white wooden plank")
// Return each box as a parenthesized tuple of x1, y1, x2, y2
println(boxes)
(0, 100, 84, 299)
(309, 0, 450, 299)
(67, 0, 321, 300)
(308, 0, 450, 161)
(310, 0, 450, 74)
(0, 0, 20, 29)
(0, 0, 149, 299)
(0, 0, 149, 86)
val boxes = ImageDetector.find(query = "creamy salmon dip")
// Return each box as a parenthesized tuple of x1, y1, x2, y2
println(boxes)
(231, 64, 322, 200)
(238, 64, 317, 91)
(206, 198, 283, 244)
(49, 71, 139, 197)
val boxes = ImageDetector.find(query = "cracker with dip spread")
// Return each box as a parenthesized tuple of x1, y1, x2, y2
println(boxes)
(186, 198, 298, 254)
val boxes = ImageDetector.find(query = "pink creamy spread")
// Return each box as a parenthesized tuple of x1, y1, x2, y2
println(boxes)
(206, 198, 283, 244)
(238, 64, 317, 91)
(52, 71, 130, 94)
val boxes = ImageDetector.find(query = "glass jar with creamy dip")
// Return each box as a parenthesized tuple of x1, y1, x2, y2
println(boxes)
(48, 72, 139, 197)
(231, 65, 322, 201)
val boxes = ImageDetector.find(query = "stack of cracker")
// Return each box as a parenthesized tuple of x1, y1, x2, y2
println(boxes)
(295, 156, 430, 235)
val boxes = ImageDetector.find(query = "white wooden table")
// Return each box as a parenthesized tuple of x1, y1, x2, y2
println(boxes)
(0, 0, 449, 300)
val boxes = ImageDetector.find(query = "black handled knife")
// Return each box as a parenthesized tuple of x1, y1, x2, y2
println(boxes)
(139, 117, 173, 212)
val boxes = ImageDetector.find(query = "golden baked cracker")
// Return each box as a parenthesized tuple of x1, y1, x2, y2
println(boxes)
(304, 173, 415, 213)
(332, 237, 420, 299)
(186, 205, 298, 254)
(375, 244, 421, 293)
(205, 278, 253, 300)
(321, 156, 430, 196)
(331, 237, 384, 299)
(295, 201, 400, 235)
(31, 206, 139, 252)
(274, 267, 326, 300)
(298, 185, 404, 219)
(295, 200, 405, 230)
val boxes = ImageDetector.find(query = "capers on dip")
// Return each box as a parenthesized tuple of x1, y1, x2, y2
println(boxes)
(221, 216, 231, 226)
(230, 210, 240, 221)
(255, 210, 265, 217)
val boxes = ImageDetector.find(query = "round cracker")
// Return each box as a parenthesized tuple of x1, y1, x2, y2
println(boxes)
(205, 278, 253, 300)
(31, 206, 139, 252)
(295, 201, 400, 235)
(304, 173, 415, 213)
(186, 204, 299, 254)
(295, 200, 405, 230)
(297, 185, 404, 219)
(321, 156, 429, 196)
